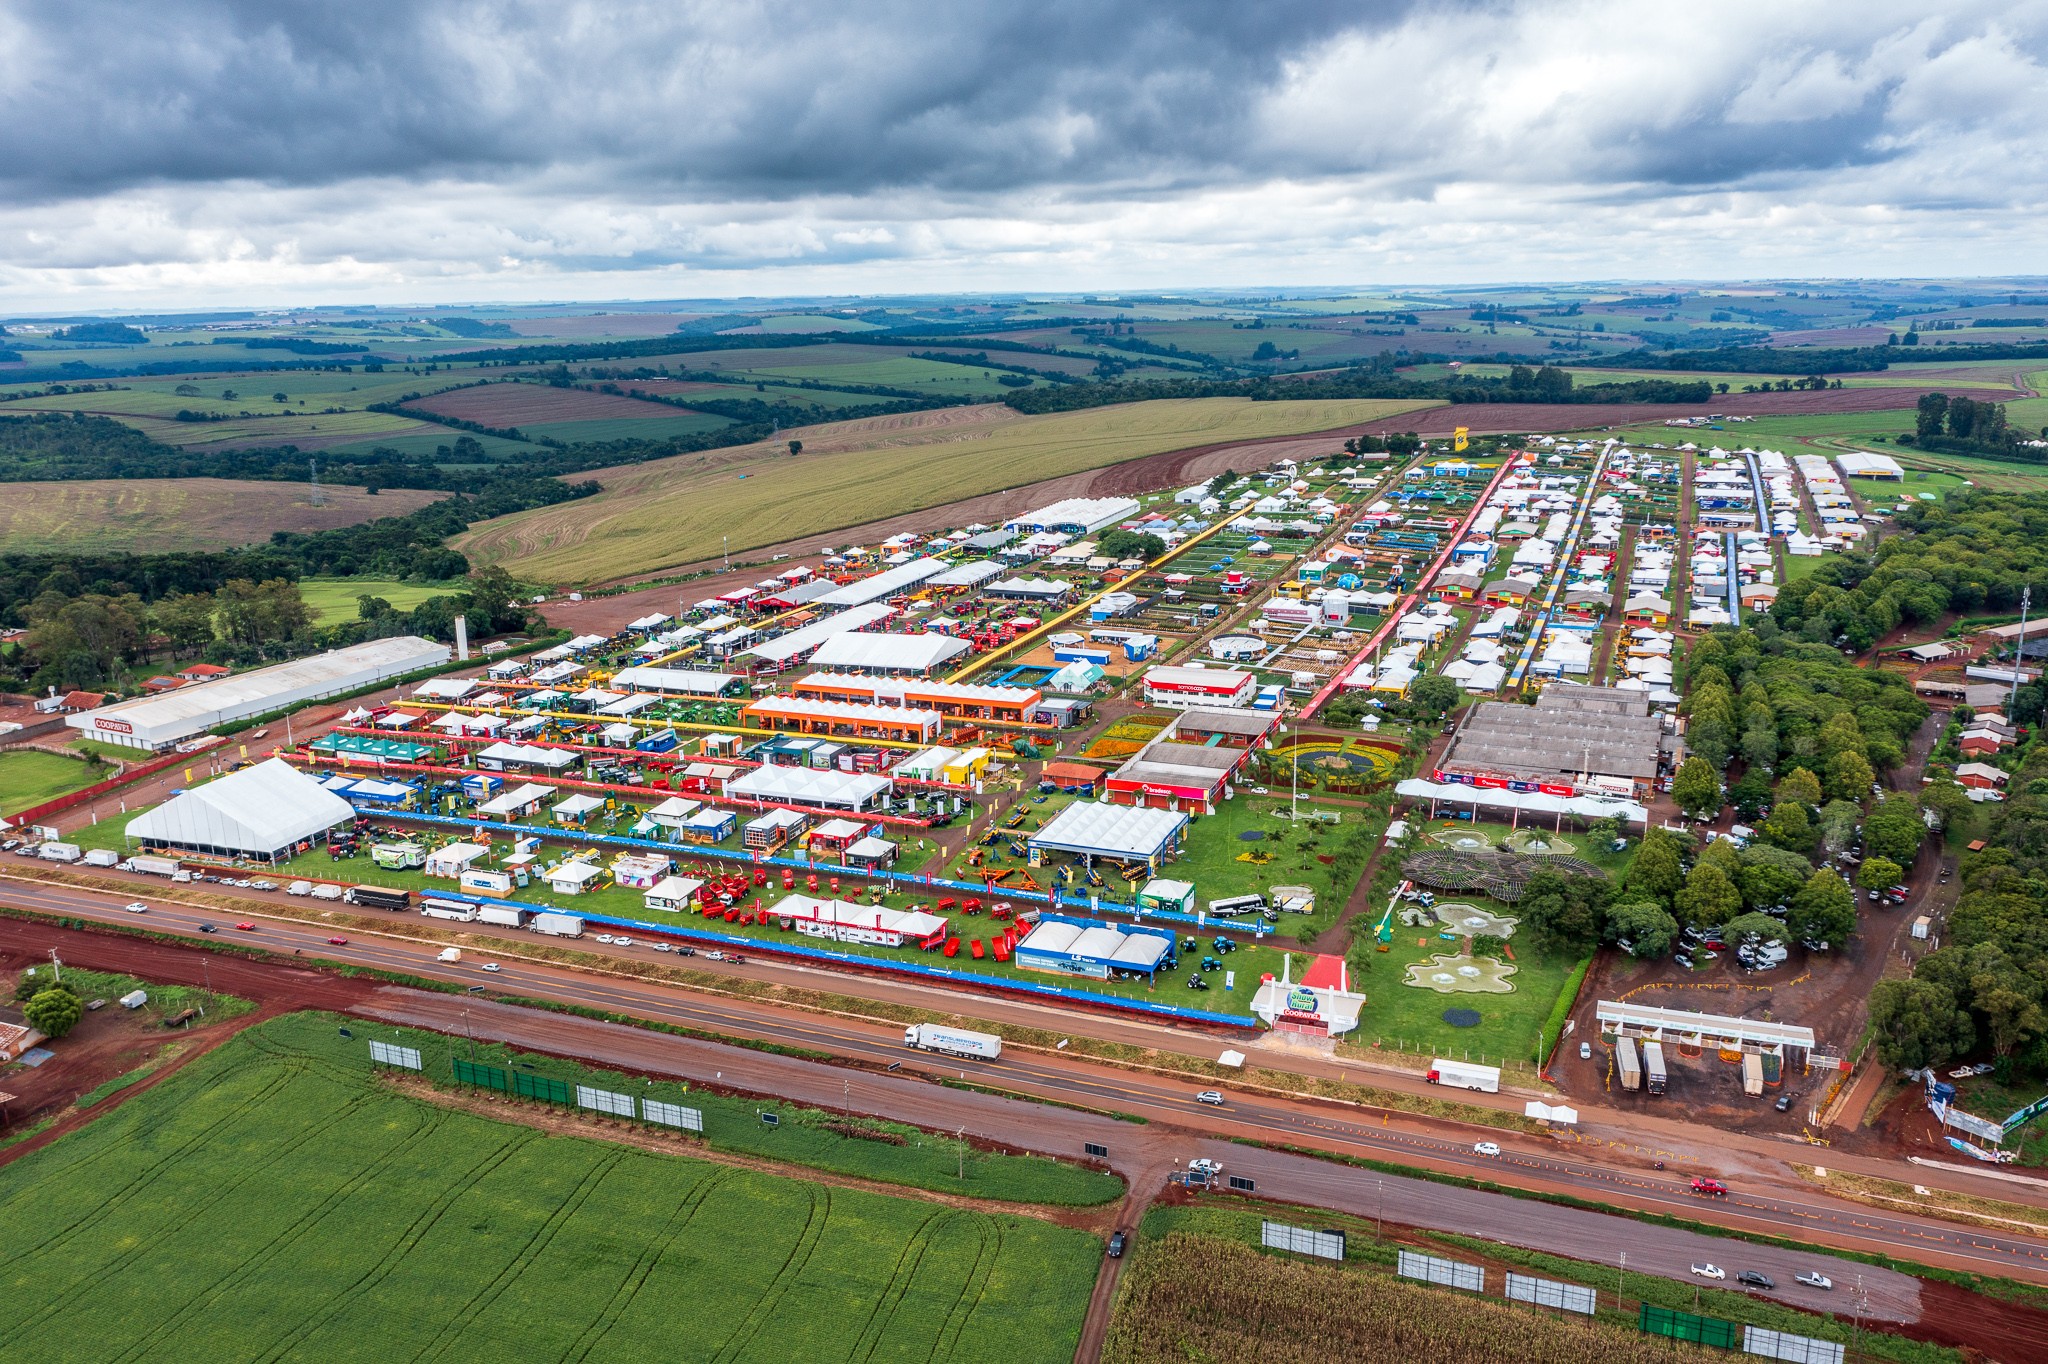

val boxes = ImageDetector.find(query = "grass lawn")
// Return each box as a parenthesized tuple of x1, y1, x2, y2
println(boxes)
(10, 963, 253, 1029)
(0, 748, 106, 816)
(298, 576, 466, 625)
(457, 396, 1441, 583)
(1782, 550, 1844, 582)
(0, 1011, 1103, 1362)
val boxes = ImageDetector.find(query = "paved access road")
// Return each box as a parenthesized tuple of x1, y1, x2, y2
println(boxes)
(10, 881, 2048, 1319)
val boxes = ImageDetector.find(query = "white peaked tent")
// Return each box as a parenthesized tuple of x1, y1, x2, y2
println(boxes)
(127, 758, 355, 862)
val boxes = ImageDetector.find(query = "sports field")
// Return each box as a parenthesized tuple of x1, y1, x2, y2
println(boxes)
(457, 396, 1436, 582)
(0, 478, 445, 553)
(0, 1012, 1100, 1363)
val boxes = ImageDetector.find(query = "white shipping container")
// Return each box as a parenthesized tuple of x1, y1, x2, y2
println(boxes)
(83, 848, 120, 866)
(130, 854, 181, 877)
(477, 905, 527, 928)
(119, 989, 147, 1009)
(1911, 916, 1931, 941)
(531, 912, 585, 937)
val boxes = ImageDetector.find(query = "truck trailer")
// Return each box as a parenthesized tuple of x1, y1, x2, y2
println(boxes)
(1425, 1059, 1501, 1094)
(36, 842, 81, 863)
(128, 854, 182, 877)
(1642, 1040, 1668, 1096)
(903, 1023, 1003, 1061)
(1616, 1036, 1642, 1092)
(477, 905, 528, 929)
(1742, 1051, 1764, 1097)
(531, 912, 585, 938)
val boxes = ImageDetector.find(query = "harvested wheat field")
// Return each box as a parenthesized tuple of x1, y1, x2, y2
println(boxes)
(0, 479, 445, 553)
(456, 396, 1434, 582)
(1104, 1234, 1712, 1364)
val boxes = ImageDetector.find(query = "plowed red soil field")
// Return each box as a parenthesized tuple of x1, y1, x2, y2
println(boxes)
(403, 381, 701, 425)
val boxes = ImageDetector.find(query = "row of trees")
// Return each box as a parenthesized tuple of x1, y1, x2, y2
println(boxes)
(1869, 743, 2048, 1077)
(1514, 827, 1859, 963)
(8, 566, 530, 694)
(1772, 488, 2048, 651)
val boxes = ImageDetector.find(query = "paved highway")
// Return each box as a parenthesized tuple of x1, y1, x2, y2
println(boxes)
(8, 874, 2048, 1317)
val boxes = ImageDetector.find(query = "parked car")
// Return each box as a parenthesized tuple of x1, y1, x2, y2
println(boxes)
(1795, 1271, 1833, 1290)
(1738, 1270, 1776, 1289)
(1691, 1263, 1726, 1280)
(1473, 1141, 1502, 1157)
(1579, 1041, 1592, 1060)
(1774, 1094, 1794, 1112)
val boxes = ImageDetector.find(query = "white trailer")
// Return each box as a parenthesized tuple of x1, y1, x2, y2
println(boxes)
(36, 842, 81, 863)
(1911, 915, 1931, 941)
(129, 854, 182, 877)
(1426, 1059, 1501, 1094)
(1643, 1040, 1667, 1096)
(904, 1023, 1003, 1061)
(1742, 1051, 1765, 1097)
(84, 848, 119, 867)
(1616, 1036, 1642, 1092)
(421, 900, 480, 923)
(477, 905, 528, 929)
(531, 912, 585, 938)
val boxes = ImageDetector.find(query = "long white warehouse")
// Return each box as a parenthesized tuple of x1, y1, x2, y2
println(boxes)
(66, 636, 451, 751)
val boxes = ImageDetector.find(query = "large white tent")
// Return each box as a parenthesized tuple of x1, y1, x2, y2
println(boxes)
(126, 758, 354, 862)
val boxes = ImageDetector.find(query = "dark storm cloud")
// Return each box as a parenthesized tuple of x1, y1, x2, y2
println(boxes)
(0, 0, 1419, 201)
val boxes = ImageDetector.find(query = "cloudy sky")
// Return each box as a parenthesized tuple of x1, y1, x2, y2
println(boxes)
(2, 0, 2045, 310)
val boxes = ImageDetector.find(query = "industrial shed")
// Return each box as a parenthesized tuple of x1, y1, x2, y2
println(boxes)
(1015, 913, 1176, 980)
(125, 759, 355, 863)
(744, 602, 898, 670)
(816, 558, 949, 607)
(1433, 683, 1665, 798)
(741, 696, 942, 743)
(724, 765, 893, 812)
(926, 560, 1003, 589)
(808, 631, 970, 676)
(607, 666, 740, 697)
(1003, 497, 1140, 535)
(1029, 800, 1188, 870)
(67, 636, 450, 751)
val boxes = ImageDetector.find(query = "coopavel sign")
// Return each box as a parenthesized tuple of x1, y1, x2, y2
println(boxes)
(95, 718, 133, 734)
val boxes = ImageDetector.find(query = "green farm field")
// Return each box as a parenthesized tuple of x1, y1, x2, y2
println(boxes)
(0, 1012, 1103, 1364)
(0, 749, 103, 816)
(0, 477, 445, 553)
(298, 576, 466, 624)
(457, 396, 1437, 582)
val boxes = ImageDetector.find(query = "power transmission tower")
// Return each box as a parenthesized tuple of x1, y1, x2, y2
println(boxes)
(308, 457, 326, 507)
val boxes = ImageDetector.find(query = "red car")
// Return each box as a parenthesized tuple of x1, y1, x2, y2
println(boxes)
(1691, 1178, 1730, 1197)
(234, 921, 257, 931)
(326, 936, 348, 945)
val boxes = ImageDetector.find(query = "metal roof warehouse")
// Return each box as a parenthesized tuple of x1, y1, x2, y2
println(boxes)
(1434, 683, 1665, 798)
(66, 636, 450, 751)
(807, 631, 971, 675)
(1028, 800, 1189, 869)
(816, 558, 949, 608)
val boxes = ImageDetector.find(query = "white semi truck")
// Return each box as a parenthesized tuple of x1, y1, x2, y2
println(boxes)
(1425, 1059, 1501, 1094)
(903, 1023, 1002, 1061)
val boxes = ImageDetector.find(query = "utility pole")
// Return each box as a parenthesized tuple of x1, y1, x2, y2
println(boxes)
(2010, 585, 2031, 720)
(1618, 1252, 1625, 1306)
(48, 949, 61, 983)
(1375, 1177, 1384, 1242)
(463, 1009, 475, 1060)
(956, 1126, 966, 1181)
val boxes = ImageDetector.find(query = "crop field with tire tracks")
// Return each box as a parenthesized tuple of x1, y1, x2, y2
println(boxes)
(0, 1012, 1098, 1364)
